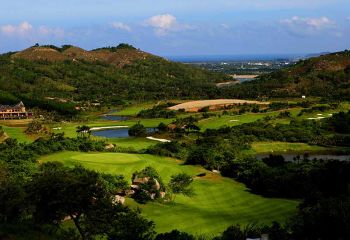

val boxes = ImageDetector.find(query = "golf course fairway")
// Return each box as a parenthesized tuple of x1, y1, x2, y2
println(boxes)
(39, 151, 298, 235)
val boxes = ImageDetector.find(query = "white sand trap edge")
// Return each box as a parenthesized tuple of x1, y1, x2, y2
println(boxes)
(146, 137, 171, 143)
(90, 126, 128, 131)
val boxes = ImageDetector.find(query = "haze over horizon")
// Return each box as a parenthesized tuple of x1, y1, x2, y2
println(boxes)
(0, 0, 349, 56)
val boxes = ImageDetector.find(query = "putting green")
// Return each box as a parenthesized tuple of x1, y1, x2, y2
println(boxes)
(39, 151, 298, 235)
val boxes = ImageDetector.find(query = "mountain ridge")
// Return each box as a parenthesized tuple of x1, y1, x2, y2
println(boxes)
(11, 44, 155, 68)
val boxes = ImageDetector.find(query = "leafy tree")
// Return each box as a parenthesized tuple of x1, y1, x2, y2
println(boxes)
(155, 230, 195, 240)
(291, 196, 350, 240)
(76, 125, 91, 138)
(267, 222, 289, 240)
(219, 224, 262, 240)
(262, 155, 286, 167)
(128, 122, 147, 137)
(157, 122, 168, 132)
(80, 197, 155, 240)
(27, 163, 137, 239)
(168, 173, 194, 201)
(25, 120, 47, 134)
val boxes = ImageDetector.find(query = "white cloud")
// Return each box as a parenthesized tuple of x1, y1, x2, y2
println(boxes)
(281, 16, 334, 30)
(144, 14, 193, 36)
(280, 16, 337, 36)
(111, 22, 131, 32)
(347, 16, 350, 20)
(0, 21, 64, 40)
(0, 22, 64, 39)
(0, 21, 33, 35)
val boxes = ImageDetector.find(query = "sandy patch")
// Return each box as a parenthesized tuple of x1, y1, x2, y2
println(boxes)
(169, 99, 269, 112)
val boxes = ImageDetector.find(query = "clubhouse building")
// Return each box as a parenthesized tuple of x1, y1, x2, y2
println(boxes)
(0, 101, 32, 120)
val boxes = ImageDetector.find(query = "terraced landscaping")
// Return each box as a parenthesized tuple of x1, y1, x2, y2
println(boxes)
(39, 151, 298, 235)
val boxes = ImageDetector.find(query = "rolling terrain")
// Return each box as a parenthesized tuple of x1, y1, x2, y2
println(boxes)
(228, 50, 350, 99)
(39, 151, 298, 234)
(0, 44, 227, 116)
(0, 45, 349, 118)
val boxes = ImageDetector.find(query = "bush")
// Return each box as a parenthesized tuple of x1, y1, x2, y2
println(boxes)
(155, 230, 195, 240)
(128, 123, 147, 137)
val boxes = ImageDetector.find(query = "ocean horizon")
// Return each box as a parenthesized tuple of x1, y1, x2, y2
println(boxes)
(165, 54, 306, 62)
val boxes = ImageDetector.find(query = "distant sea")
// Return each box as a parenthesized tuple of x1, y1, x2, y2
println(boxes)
(165, 54, 306, 63)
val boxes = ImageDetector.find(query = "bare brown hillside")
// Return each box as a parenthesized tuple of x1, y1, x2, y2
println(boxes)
(12, 45, 154, 68)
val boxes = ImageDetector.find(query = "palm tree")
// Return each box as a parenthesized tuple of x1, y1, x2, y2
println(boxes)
(76, 125, 91, 138)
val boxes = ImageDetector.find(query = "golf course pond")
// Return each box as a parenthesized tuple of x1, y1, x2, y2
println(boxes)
(100, 109, 130, 121)
(92, 127, 156, 138)
(100, 115, 129, 121)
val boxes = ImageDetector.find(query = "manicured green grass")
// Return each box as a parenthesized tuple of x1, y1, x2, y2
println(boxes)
(251, 142, 328, 154)
(198, 111, 280, 130)
(114, 102, 159, 116)
(0, 125, 32, 143)
(114, 100, 186, 116)
(39, 151, 298, 235)
(108, 137, 156, 150)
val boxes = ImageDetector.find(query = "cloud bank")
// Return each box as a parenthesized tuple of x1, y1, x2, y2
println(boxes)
(0, 21, 64, 38)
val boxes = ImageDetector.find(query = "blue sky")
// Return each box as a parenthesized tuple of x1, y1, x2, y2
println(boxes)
(0, 0, 349, 56)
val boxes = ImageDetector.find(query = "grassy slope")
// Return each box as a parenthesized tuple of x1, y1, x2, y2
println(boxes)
(251, 142, 328, 153)
(198, 112, 280, 130)
(39, 151, 298, 235)
(233, 50, 350, 98)
(114, 102, 161, 116)
(0, 125, 31, 143)
(108, 138, 156, 150)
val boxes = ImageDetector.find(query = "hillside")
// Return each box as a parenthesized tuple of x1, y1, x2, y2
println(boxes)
(1, 46, 349, 117)
(0, 44, 228, 115)
(11, 44, 152, 67)
(227, 50, 350, 99)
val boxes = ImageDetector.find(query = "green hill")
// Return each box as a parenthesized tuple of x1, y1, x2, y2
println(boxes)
(228, 50, 350, 99)
(0, 44, 227, 115)
(1, 46, 349, 117)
